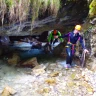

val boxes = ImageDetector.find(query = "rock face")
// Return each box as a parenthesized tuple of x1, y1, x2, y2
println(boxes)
(84, 17, 96, 70)
(0, 0, 89, 36)
(84, 18, 96, 57)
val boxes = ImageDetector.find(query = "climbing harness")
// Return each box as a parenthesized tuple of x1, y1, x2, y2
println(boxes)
(65, 33, 80, 55)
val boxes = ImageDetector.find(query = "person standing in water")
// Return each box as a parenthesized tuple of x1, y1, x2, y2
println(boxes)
(59, 25, 89, 69)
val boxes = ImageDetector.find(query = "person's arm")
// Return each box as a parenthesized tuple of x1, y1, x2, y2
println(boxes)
(79, 36, 86, 49)
(79, 36, 89, 53)
(59, 32, 71, 38)
(57, 31, 63, 42)
(48, 32, 53, 42)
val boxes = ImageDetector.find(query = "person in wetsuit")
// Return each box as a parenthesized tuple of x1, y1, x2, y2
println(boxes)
(60, 25, 89, 69)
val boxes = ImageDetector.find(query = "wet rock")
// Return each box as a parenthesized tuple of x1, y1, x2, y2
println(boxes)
(45, 78, 56, 85)
(7, 53, 20, 66)
(53, 42, 65, 56)
(87, 57, 96, 72)
(32, 64, 46, 76)
(21, 57, 39, 68)
(93, 92, 96, 96)
(92, 64, 96, 72)
(1, 86, 16, 96)
(49, 71, 59, 77)
(37, 87, 51, 94)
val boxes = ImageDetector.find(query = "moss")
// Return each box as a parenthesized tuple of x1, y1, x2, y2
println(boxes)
(89, 0, 96, 18)
(5, 0, 13, 7)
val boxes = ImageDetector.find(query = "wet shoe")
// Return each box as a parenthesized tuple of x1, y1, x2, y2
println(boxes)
(67, 64, 72, 68)
(64, 64, 71, 69)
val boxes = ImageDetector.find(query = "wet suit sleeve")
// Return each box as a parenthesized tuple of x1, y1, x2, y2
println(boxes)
(59, 32, 70, 38)
(48, 32, 53, 42)
(57, 31, 64, 42)
(79, 36, 86, 49)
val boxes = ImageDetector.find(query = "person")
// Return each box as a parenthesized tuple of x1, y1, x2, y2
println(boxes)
(59, 25, 89, 69)
(48, 29, 63, 46)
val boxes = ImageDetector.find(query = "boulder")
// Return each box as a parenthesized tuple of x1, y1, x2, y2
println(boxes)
(21, 57, 39, 68)
(7, 53, 20, 66)
(1, 86, 16, 96)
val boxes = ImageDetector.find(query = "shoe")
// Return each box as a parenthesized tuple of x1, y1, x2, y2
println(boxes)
(64, 64, 71, 69)
(67, 64, 72, 68)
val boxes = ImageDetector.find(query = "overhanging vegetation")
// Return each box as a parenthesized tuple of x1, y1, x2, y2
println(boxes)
(0, 0, 61, 25)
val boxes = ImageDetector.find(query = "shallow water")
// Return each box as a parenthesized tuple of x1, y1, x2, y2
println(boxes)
(19, 49, 45, 59)
(0, 59, 96, 96)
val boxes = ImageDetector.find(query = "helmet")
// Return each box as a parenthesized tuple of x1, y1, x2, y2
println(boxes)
(75, 25, 81, 31)
(53, 29, 57, 34)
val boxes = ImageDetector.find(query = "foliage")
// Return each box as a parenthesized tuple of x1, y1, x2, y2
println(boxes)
(89, 0, 96, 18)
(0, 0, 61, 24)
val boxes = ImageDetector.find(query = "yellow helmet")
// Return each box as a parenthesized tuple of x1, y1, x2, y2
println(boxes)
(75, 25, 81, 31)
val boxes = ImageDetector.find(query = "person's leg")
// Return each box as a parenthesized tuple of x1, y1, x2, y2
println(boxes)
(65, 47, 73, 68)
(50, 38, 53, 45)
(66, 47, 72, 64)
(53, 38, 58, 45)
(47, 38, 53, 53)
(71, 47, 76, 67)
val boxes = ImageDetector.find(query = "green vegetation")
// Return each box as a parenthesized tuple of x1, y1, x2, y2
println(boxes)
(0, 0, 61, 24)
(89, 0, 96, 18)
(0, 0, 96, 24)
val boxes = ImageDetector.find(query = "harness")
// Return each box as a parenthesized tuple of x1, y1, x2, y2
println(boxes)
(65, 33, 80, 54)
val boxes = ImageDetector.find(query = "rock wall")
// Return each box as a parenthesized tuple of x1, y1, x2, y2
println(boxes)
(84, 18, 96, 71)
(0, 0, 89, 36)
